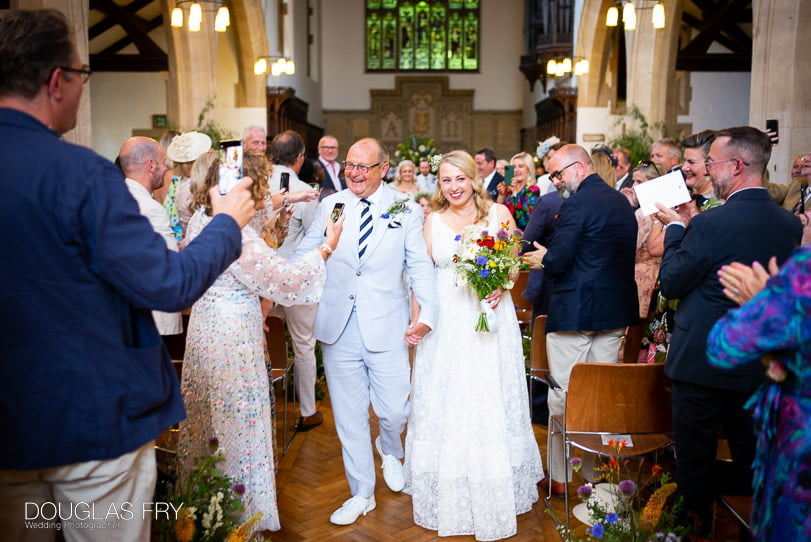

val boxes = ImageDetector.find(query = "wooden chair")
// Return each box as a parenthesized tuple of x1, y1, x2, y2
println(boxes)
(545, 362, 674, 529)
(511, 270, 533, 332)
(265, 316, 297, 454)
(527, 315, 550, 416)
(622, 323, 644, 362)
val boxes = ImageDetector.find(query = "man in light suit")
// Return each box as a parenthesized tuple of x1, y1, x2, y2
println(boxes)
(655, 126, 801, 533)
(524, 145, 639, 494)
(119, 136, 183, 338)
(294, 138, 437, 525)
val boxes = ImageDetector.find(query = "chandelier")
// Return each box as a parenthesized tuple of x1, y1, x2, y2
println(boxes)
(254, 56, 296, 76)
(605, 1, 666, 30)
(170, 1, 230, 32)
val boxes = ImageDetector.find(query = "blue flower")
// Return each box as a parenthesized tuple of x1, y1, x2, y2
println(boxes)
(476, 256, 488, 265)
(591, 523, 604, 538)
(381, 213, 390, 219)
(454, 234, 461, 241)
(479, 269, 490, 278)
(605, 513, 619, 524)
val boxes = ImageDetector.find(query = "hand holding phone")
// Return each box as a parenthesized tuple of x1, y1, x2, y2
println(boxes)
(503, 164, 514, 186)
(766, 119, 779, 146)
(325, 203, 345, 235)
(280, 172, 290, 192)
(218, 140, 243, 194)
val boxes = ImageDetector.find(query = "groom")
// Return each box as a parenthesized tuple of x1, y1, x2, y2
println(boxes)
(294, 137, 437, 525)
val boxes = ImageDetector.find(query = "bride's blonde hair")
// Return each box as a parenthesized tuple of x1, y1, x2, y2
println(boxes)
(433, 150, 491, 225)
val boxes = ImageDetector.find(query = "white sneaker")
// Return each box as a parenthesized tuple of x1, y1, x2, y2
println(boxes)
(329, 495, 376, 525)
(375, 436, 405, 492)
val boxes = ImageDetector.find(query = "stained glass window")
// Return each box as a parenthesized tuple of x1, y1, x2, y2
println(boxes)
(366, 0, 479, 71)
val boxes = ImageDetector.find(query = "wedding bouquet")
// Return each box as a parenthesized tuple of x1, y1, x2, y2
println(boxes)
(453, 222, 523, 332)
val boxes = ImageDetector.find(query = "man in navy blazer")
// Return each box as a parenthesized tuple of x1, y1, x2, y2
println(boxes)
(655, 126, 801, 533)
(475, 147, 504, 201)
(520, 190, 562, 319)
(524, 145, 639, 493)
(0, 10, 256, 540)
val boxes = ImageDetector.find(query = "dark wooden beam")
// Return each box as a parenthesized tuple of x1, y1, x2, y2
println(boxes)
(88, 0, 163, 57)
(100, 15, 162, 55)
(89, 53, 168, 72)
(681, 0, 750, 56)
(88, 0, 153, 40)
(676, 53, 751, 72)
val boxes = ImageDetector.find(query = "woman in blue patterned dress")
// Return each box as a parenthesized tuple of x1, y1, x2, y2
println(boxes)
(706, 245, 811, 540)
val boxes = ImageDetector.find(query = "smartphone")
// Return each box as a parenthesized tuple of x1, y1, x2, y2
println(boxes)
(280, 172, 290, 192)
(503, 164, 514, 186)
(324, 202, 345, 235)
(218, 139, 243, 195)
(766, 119, 779, 145)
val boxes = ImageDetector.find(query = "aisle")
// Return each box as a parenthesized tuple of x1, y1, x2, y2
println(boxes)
(269, 394, 565, 541)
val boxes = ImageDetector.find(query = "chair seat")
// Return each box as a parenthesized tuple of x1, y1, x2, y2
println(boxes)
(549, 414, 673, 456)
(719, 495, 752, 532)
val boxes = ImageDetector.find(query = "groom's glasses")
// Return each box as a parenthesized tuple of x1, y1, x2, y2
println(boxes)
(343, 161, 381, 175)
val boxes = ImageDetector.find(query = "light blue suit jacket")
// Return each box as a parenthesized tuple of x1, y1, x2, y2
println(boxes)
(295, 184, 437, 351)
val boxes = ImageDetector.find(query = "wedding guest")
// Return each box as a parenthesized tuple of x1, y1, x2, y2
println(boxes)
(498, 152, 541, 230)
(394, 159, 420, 195)
(415, 191, 433, 218)
(416, 158, 437, 193)
(707, 246, 811, 540)
(628, 162, 663, 320)
(242, 125, 267, 154)
(650, 138, 682, 172)
(158, 130, 184, 241)
(178, 152, 343, 532)
(591, 144, 617, 188)
(475, 147, 503, 201)
(166, 131, 212, 238)
(404, 150, 543, 541)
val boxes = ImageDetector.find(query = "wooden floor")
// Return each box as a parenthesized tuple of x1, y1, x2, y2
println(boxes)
(268, 395, 569, 541)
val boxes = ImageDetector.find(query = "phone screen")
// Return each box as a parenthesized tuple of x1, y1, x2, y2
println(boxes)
(218, 140, 243, 194)
(766, 119, 779, 145)
(325, 203, 345, 235)
(280, 172, 290, 192)
(503, 165, 514, 186)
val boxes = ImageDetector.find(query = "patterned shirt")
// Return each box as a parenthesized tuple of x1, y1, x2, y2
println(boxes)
(504, 184, 541, 230)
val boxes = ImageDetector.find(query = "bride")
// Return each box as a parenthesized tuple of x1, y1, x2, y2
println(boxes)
(403, 150, 543, 541)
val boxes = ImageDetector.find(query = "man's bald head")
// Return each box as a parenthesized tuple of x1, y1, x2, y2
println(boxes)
(119, 137, 168, 192)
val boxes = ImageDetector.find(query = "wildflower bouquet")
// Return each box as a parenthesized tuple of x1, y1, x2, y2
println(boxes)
(154, 438, 265, 542)
(559, 441, 690, 542)
(453, 222, 523, 332)
(394, 135, 438, 167)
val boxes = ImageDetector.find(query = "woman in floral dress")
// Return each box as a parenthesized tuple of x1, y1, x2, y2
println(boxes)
(178, 153, 343, 531)
(498, 152, 540, 230)
(707, 245, 811, 540)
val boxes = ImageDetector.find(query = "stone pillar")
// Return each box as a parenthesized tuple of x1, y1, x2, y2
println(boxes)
(15, 0, 92, 147)
(163, 0, 220, 131)
(623, 0, 683, 134)
(750, 0, 811, 185)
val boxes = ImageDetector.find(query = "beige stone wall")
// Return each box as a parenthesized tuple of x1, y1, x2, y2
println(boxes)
(324, 76, 521, 160)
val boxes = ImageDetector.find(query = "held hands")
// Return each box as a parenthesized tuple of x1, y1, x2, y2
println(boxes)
(521, 241, 548, 270)
(718, 256, 778, 305)
(404, 321, 431, 346)
(210, 177, 256, 228)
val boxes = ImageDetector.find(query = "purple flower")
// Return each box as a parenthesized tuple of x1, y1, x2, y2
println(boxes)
(496, 229, 509, 240)
(591, 523, 604, 538)
(605, 513, 619, 524)
(480, 230, 489, 237)
(479, 269, 490, 278)
(208, 437, 219, 450)
(454, 234, 461, 241)
(576, 484, 592, 500)
(618, 479, 636, 497)
(476, 256, 488, 265)
(232, 484, 245, 495)
(569, 457, 582, 470)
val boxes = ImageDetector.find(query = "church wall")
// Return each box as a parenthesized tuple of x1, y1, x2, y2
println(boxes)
(677, 71, 751, 138)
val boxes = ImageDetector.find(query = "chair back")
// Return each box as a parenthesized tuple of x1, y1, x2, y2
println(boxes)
(530, 315, 549, 372)
(622, 323, 644, 362)
(265, 316, 289, 370)
(565, 362, 671, 434)
(511, 270, 533, 326)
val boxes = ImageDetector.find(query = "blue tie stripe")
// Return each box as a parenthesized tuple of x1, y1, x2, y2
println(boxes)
(358, 199, 372, 258)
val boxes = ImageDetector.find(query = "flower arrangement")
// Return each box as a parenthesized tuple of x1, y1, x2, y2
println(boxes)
(394, 135, 438, 169)
(453, 222, 523, 332)
(559, 441, 691, 542)
(154, 438, 266, 542)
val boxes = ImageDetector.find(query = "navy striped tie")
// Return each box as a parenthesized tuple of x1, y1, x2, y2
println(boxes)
(358, 198, 373, 258)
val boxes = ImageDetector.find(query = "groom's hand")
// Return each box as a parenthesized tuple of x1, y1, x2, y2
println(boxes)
(404, 322, 431, 346)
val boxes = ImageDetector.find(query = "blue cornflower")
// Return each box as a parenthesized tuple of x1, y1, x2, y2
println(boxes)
(381, 213, 390, 219)
(476, 256, 488, 265)
(605, 513, 619, 524)
(591, 523, 604, 538)
(479, 269, 490, 278)
(454, 234, 461, 241)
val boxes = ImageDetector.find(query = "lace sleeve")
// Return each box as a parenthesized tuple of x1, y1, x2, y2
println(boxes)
(229, 224, 326, 306)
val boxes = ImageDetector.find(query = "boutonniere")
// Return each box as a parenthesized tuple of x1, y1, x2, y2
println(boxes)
(381, 198, 411, 228)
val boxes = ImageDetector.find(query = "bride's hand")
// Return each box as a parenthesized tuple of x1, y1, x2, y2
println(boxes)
(485, 288, 503, 310)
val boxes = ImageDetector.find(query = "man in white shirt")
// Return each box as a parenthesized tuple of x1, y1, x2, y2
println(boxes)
(475, 147, 504, 201)
(613, 147, 633, 190)
(118, 137, 183, 337)
(269, 130, 323, 430)
(415, 158, 437, 193)
(242, 125, 267, 154)
(318, 134, 345, 193)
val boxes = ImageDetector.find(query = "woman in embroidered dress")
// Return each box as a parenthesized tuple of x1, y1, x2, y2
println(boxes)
(178, 153, 343, 532)
(404, 150, 543, 541)
(497, 152, 541, 230)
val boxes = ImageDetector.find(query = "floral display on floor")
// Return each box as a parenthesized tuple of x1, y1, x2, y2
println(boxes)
(393, 135, 438, 166)
(558, 441, 695, 542)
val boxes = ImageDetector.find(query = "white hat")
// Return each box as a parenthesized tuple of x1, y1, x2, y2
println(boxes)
(167, 131, 212, 163)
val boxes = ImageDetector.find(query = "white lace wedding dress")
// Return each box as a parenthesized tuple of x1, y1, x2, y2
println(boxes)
(403, 205, 544, 541)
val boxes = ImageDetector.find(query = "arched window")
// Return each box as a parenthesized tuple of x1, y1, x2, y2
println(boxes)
(366, 0, 479, 72)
